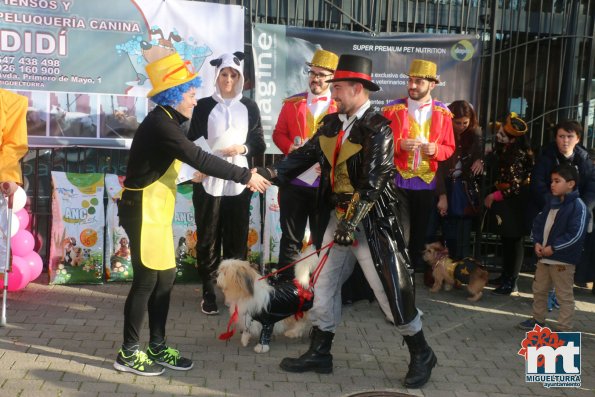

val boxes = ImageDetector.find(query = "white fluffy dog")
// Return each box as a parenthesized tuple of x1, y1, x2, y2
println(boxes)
(216, 248, 319, 353)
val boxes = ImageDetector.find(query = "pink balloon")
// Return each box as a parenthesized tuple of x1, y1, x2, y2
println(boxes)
(7, 256, 30, 291)
(10, 230, 35, 257)
(22, 251, 43, 282)
(15, 209, 29, 230)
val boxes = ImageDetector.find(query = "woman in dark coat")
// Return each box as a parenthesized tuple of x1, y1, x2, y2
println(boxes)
(484, 113, 534, 295)
(435, 100, 483, 259)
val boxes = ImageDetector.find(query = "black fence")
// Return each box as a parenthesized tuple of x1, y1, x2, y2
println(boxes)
(19, 0, 595, 267)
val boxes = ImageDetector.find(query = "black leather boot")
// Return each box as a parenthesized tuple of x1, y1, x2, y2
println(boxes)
(403, 330, 437, 388)
(279, 327, 333, 374)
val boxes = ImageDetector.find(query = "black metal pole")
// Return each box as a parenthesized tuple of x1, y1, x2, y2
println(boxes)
(581, 6, 595, 145)
(559, 0, 581, 121)
(475, 0, 499, 259)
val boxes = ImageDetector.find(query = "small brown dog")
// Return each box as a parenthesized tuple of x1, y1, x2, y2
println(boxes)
(423, 242, 488, 302)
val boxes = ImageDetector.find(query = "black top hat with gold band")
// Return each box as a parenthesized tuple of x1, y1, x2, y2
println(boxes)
(407, 59, 440, 83)
(306, 49, 339, 72)
(503, 112, 528, 136)
(146, 52, 198, 97)
(326, 54, 380, 92)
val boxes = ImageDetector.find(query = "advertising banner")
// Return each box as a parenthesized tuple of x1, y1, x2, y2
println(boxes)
(0, 0, 244, 148)
(252, 24, 481, 154)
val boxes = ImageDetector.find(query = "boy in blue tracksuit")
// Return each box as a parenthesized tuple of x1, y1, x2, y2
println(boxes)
(519, 164, 589, 331)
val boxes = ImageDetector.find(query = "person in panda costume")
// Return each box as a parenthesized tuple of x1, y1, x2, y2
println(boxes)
(188, 52, 266, 315)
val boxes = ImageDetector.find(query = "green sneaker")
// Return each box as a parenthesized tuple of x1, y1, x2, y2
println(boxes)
(113, 349, 164, 376)
(147, 346, 194, 371)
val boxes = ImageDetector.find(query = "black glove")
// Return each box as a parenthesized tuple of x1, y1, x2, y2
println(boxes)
(254, 166, 275, 180)
(333, 221, 355, 246)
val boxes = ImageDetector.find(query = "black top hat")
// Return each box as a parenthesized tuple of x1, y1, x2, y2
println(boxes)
(326, 54, 380, 92)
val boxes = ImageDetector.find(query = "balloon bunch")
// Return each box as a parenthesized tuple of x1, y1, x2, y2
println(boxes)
(4, 187, 43, 291)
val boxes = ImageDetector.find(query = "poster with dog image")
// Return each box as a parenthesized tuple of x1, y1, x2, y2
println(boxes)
(247, 191, 262, 265)
(49, 172, 104, 284)
(104, 174, 133, 282)
(173, 184, 200, 283)
(262, 186, 281, 267)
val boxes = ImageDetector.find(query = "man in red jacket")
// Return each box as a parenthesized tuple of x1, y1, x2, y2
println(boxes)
(383, 60, 455, 274)
(272, 49, 338, 281)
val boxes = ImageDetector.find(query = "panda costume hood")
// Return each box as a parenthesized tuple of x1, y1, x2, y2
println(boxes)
(212, 52, 245, 101)
(187, 51, 265, 197)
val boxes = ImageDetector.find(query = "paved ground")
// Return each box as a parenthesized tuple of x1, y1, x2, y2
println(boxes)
(0, 272, 593, 397)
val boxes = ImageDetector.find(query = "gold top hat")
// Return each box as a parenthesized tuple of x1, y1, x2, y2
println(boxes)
(146, 52, 198, 97)
(503, 112, 528, 136)
(407, 59, 440, 83)
(307, 49, 339, 72)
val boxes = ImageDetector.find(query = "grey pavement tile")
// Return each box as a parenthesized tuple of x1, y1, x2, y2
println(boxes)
(306, 381, 342, 392)
(116, 382, 156, 394)
(205, 378, 240, 390)
(79, 381, 118, 393)
(153, 384, 192, 395)
(422, 390, 457, 397)
(295, 392, 337, 397)
(98, 393, 137, 397)
(455, 392, 489, 397)
(188, 386, 227, 396)
(19, 391, 63, 397)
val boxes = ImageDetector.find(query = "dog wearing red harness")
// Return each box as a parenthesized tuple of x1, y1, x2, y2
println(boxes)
(216, 248, 319, 353)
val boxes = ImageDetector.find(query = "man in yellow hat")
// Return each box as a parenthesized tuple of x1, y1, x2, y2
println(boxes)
(382, 59, 455, 275)
(114, 52, 270, 376)
(0, 89, 28, 197)
(272, 49, 339, 281)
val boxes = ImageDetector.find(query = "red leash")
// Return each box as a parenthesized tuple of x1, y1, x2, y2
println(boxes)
(257, 242, 333, 281)
(218, 305, 239, 341)
(294, 242, 334, 319)
(309, 243, 333, 286)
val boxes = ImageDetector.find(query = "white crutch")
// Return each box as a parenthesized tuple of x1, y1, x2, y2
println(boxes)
(1, 183, 14, 327)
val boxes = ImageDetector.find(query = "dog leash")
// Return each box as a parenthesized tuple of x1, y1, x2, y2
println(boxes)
(257, 241, 334, 281)
(308, 242, 333, 287)
(218, 304, 239, 341)
(294, 242, 334, 319)
(432, 248, 450, 270)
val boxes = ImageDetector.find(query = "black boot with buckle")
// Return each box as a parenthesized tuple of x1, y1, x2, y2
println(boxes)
(403, 330, 437, 388)
(279, 326, 334, 374)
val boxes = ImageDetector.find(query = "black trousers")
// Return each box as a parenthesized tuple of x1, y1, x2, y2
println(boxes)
(395, 187, 435, 270)
(277, 183, 327, 281)
(500, 236, 524, 281)
(120, 216, 177, 348)
(193, 184, 252, 297)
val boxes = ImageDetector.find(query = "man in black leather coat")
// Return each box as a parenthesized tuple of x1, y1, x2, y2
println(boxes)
(265, 54, 436, 388)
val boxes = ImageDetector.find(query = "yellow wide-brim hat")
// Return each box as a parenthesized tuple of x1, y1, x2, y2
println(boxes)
(146, 52, 198, 97)
(407, 59, 440, 83)
(306, 49, 339, 72)
(503, 112, 528, 136)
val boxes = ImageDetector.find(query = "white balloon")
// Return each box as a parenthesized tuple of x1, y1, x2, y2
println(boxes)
(10, 213, 19, 237)
(12, 186, 27, 212)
